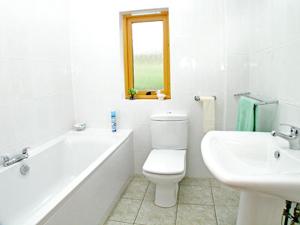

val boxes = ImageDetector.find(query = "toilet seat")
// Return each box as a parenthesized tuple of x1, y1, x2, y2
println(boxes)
(143, 149, 186, 175)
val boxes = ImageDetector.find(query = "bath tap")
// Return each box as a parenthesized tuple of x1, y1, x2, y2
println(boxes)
(1, 148, 29, 167)
(271, 124, 300, 150)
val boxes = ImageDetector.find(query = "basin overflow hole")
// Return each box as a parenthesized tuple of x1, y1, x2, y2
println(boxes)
(274, 151, 280, 159)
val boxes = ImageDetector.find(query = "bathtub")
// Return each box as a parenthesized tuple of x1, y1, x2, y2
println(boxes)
(0, 128, 134, 225)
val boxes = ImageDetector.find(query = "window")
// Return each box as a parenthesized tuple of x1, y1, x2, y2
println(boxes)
(123, 11, 171, 99)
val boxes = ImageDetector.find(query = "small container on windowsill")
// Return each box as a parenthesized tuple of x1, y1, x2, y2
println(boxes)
(156, 90, 166, 101)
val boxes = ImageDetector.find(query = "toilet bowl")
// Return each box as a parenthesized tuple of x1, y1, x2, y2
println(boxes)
(143, 150, 186, 207)
(142, 113, 188, 207)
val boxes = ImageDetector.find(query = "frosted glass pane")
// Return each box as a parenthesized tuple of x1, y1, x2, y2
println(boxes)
(132, 21, 164, 90)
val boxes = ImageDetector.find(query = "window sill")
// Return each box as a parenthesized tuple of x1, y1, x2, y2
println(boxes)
(125, 95, 171, 100)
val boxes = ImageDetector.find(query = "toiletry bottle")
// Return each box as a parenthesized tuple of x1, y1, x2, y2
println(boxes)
(111, 111, 117, 132)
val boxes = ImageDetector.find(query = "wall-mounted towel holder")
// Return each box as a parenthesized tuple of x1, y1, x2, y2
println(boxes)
(194, 95, 217, 102)
(234, 92, 279, 106)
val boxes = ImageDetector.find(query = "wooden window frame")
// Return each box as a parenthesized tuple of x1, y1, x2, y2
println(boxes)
(123, 11, 171, 100)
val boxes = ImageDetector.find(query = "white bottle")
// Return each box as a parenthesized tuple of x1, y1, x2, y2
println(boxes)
(156, 90, 166, 101)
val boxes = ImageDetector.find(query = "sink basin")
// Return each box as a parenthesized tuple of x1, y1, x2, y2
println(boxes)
(202, 131, 300, 201)
(201, 131, 300, 225)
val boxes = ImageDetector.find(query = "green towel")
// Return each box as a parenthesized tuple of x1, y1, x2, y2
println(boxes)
(236, 96, 259, 131)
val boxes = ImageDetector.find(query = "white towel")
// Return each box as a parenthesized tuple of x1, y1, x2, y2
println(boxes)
(200, 96, 216, 133)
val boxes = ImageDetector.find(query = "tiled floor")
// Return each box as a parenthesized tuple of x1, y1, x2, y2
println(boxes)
(105, 176, 240, 225)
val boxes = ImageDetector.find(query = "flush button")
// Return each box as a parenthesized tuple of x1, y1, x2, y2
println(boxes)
(274, 151, 280, 159)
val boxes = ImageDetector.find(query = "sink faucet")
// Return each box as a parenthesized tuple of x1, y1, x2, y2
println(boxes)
(271, 124, 300, 150)
(1, 148, 29, 167)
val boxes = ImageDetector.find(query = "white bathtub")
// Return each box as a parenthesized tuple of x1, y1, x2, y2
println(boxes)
(0, 128, 134, 225)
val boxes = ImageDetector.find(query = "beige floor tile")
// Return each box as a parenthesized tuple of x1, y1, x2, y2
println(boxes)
(176, 204, 217, 225)
(215, 205, 238, 225)
(133, 174, 148, 181)
(105, 221, 133, 225)
(107, 177, 239, 225)
(212, 186, 240, 206)
(123, 177, 149, 200)
(144, 183, 155, 201)
(179, 185, 213, 205)
(210, 178, 222, 187)
(135, 200, 176, 225)
(109, 198, 142, 223)
(180, 177, 211, 187)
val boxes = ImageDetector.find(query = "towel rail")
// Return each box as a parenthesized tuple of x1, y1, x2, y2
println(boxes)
(234, 92, 279, 106)
(194, 96, 216, 102)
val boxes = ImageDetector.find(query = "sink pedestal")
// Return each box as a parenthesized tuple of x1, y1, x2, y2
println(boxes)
(201, 131, 300, 224)
(237, 191, 285, 225)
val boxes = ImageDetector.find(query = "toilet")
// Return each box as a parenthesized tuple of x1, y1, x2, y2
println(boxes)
(143, 113, 188, 207)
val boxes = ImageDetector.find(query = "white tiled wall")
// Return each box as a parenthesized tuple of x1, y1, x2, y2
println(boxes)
(2, 0, 296, 178)
(70, 0, 226, 177)
(247, 0, 300, 129)
(0, 0, 74, 156)
(223, 0, 251, 130)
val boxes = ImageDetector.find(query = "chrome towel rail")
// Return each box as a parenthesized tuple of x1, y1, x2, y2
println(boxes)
(234, 92, 279, 106)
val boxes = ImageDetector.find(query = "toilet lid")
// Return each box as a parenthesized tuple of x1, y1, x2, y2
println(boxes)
(143, 150, 186, 175)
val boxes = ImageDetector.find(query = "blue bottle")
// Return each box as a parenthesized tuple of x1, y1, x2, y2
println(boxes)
(111, 111, 117, 132)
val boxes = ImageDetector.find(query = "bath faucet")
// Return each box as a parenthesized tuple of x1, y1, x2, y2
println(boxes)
(271, 124, 300, 150)
(1, 148, 29, 167)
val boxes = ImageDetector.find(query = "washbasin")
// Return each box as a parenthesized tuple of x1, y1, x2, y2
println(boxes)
(201, 131, 300, 225)
(202, 131, 300, 202)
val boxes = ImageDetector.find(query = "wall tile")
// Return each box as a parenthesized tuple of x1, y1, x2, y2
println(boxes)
(0, 0, 74, 158)
(70, 0, 225, 177)
(248, 0, 300, 129)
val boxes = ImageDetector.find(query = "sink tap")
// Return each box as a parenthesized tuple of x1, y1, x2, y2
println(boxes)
(1, 148, 29, 167)
(271, 124, 300, 150)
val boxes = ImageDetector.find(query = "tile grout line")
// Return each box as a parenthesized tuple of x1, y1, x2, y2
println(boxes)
(107, 176, 148, 225)
(180, 184, 212, 187)
(180, 178, 212, 187)
(210, 181, 219, 225)
(109, 219, 133, 224)
(108, 177, 235, 225)
(104, 177, 133, 225)
(132, 179, 150, 224)
(176, 202, 215, 207)
(175, 184, 181, 225)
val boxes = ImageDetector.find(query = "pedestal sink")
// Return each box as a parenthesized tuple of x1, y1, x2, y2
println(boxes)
(201, 131, 300, 225)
